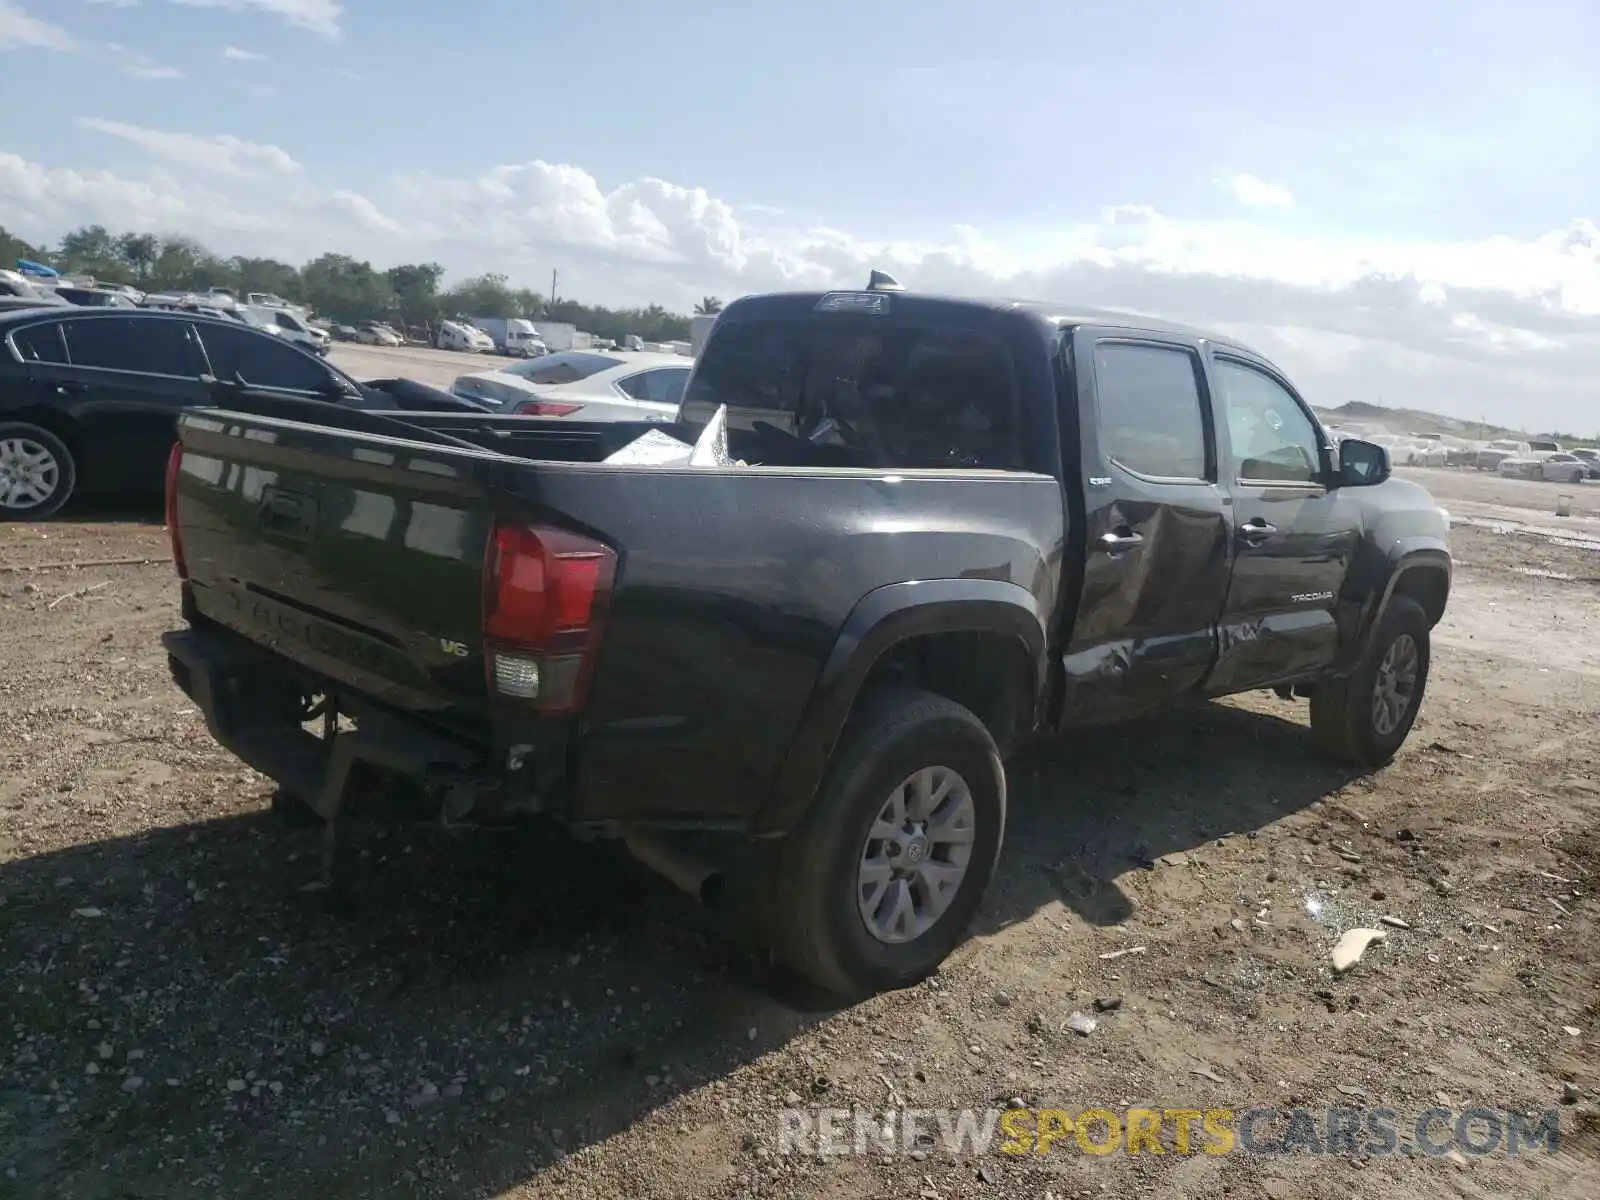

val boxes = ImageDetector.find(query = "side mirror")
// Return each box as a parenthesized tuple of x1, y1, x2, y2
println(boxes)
(1337, 438, 1391, 487)
(317, 376, 360, 404)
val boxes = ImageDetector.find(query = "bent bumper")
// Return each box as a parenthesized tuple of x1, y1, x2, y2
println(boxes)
(162, 624, 483, 821)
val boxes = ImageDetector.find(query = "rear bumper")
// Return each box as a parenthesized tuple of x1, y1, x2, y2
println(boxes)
(163, 624, 485, 821)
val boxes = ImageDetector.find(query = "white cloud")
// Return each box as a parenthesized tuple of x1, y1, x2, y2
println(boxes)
(0, 1, 76, 51)
(2, 139, 1598, 432)
(222, 44, 265, 61)
(1216, 171, 1296, 210)
(85, 0, 141, 7)
(123, 61, 183, 78)
(1, 9, 180, 78)
(165, 0, 341, 39)
(75, 117, 300, 176)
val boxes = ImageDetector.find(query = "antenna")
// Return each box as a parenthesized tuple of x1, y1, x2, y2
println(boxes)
(866, 269, 904, 293)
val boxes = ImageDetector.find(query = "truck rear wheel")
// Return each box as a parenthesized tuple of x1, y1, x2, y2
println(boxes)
(766, 689, 1005, 1000)
(1310, 595, 1430, 765)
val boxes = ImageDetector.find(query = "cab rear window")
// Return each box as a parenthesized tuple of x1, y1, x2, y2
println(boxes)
(682, 318, 1024, 470)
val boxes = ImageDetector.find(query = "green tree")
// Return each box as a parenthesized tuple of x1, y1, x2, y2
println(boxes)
(58, 225, 118, 265)
(16, 220, 705, 337)
(440, 272, 517, 319)
(511, 287, 547, 319)
(150, 236, 225, 291)
(0, 225, 42, 269)
(694, 296, 723, 315)
(229, 256, 302, 301)
(55, 225, 136, 284)
(299, 252, 393, 323)
(117, 232, 161, 280)
(386, 261, 445, 324)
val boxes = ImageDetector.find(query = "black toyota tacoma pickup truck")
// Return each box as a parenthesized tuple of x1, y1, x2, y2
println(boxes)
(160, 278, 1451, 998)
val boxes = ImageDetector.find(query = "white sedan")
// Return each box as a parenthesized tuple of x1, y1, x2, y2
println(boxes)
(1497, 452, 1570, 481)
(451, 350, 693, 421)
(1533, 453, 1590, 484)
(353, 323, 403, 347)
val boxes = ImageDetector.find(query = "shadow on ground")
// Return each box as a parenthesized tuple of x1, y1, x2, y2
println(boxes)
(982, 698, 1369, 931)
(0, 699, 1363, 1198)
(55, 493, 165, 525)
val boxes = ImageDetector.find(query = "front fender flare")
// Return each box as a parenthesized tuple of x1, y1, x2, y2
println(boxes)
(752, 577, 1049, 836)
(1341, 542, 1451, 671)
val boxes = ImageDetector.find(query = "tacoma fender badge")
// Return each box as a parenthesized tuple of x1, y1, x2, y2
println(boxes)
(1291, 591, 1335, 604)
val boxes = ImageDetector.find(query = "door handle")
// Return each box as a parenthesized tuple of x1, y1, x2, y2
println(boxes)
(1098, 529, 1143, 554)
(54, 382, 88, 396)
(1237, 519, 1277, 544)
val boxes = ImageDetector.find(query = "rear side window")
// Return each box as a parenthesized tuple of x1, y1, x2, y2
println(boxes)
(64, 317, 201, 377)
(617, 367, 690, 406)
(682, 319, 1024, 470)
(11, 322, 69, 364)
(196, 323, 337, 392)
(506, 352, 621, 385)
(1091, 342, 1209, 480)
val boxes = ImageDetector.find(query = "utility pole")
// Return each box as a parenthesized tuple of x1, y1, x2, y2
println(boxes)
(549, 269, 558, 308)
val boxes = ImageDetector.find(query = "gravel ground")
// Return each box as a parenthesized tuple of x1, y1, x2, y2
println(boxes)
(328, 343, 520, 391)
(1, 486, 1597, 1199)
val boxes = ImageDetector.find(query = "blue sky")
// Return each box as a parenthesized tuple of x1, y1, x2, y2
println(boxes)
(3, 0, 1599, 429)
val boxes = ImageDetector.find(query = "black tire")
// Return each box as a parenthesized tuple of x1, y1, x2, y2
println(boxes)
(0, 422, 76, 521)
(763, 689, 1006, 1000)
(1310, 595, 1431, 766)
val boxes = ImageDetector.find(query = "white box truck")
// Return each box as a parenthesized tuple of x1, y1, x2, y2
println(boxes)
(691, 313, 718, 358)
(531, 321, 585, 352)
(472, 316, 546, 357)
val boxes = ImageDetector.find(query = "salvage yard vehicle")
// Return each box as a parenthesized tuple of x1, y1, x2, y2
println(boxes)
(355, 322, 404, 347)
(1497, 451, 1559, 480)
(0, 308, 487, 518)
(1528, 452, 1589, 484)
(1477, 439, 1531, 470)
(450, 349, 691, 419)
(1570, 448, 1600, 480)
(159, 277, 1453, 999)
(435, 320, 495, 353)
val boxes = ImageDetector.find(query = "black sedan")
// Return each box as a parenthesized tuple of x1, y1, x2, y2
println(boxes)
(0, 307, 489, 519)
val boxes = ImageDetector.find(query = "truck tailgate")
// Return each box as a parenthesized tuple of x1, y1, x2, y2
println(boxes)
(172, 410, 500, 733)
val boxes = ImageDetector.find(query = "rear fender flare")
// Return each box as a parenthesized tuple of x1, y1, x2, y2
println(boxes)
(753, 578, 1048, 836)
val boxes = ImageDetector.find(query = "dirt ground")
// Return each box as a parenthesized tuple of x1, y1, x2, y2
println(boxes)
(1, 475, 1597, 1200)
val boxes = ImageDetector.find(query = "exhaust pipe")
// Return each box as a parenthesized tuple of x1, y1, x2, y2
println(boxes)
(622, 828, 726, 905)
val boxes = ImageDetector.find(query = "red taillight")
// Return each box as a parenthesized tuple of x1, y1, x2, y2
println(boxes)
(514, 401, 584, 417)
(482, 521, 616, 713)
(164, 441, 188, 581)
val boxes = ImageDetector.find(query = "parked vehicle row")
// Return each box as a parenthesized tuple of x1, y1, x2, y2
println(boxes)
(1323, 423, 1597, 481)
(1498, 450, 1593, 483)
(159, 277, 1451, 1000)
(0, 308, 486, 518)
